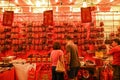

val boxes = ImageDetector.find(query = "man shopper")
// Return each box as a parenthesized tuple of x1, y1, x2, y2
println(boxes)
(65, 36, 80, 80)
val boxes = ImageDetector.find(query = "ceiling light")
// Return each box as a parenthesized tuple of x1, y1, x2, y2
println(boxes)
(72, 8, 80, 12)
(42, 0, 46, 4)
(55, 0, 58, 3)
(97, 6, 99, 11)
(110, 8, 113, 12)
(110, 0, 114, 2)
(69, 0, 72, 3)
(36, 1, 41, 7)
(82, 2, 87, 7)
(97, 0, 101, 3)
(1, 1, 4, 4)
(15, 8, 19, 13)
(2, 7, 4, 12)
(70, 6, 72, 12)
(56, 6, 58, 12)
(29, 7, 31, 12)
(15, 0, 18, 3)
(1, 1, 4, 6)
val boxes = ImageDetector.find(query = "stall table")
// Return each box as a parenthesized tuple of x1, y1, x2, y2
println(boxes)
(0, 67, 16, 80)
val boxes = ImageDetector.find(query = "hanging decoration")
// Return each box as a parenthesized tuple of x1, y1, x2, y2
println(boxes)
(99, 6, 111, 12)
(90, 6, 96, 11)
(43, 10, 53, 26)
(100, 21, 104, 27)
(81, 7, 92, 23)
(2, 11, 14, 26)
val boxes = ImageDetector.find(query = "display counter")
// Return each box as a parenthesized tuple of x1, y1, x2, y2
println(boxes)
(0, 55, 113, 80)
(0, 67, 16, 80)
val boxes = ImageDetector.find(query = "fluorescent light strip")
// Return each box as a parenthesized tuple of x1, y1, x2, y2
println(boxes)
(15, 0, 18, 3)
(82, 2, 87, 7)
(36, 0, 41, 7)
(69, 0, 72, 3)
(110, 0, 114, 2)
(42, 0, 46, 4)
(70, 6, 72, 11)
(55, 0, 58, 3)
(56, 6, 58, 12)
(2, 7, 4, 12)
(97, 0, 101, 3)
(97, 6, 99, 11)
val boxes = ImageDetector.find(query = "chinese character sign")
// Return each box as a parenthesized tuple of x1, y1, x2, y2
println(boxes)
(2, 11, 14, 26)
(43, 10, 53, 26)
(81, 7, 92, 23)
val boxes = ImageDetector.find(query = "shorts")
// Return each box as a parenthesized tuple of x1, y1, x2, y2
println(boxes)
(67, 67, 79, 79)
(112, 65, 120, 80)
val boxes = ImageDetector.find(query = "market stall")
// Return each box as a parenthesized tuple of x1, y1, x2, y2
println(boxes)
(0, 0, 120, 80)
(0, 67, 16, 80)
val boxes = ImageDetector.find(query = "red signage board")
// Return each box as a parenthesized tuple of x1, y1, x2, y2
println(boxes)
(2, 11, 14, 26)
(81, 7, 92, 23)
(43, 10, 53, 26)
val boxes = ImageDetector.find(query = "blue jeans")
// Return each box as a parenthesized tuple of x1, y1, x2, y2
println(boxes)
(52, 66, 64, 80)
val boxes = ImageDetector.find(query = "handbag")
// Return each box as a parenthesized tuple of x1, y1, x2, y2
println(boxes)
(56, 58, 65, 72)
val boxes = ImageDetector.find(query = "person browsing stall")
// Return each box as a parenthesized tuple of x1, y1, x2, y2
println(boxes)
(108, 38, 120, 80)
(50, 42, 65, 80)
(65, 36, 80, 80)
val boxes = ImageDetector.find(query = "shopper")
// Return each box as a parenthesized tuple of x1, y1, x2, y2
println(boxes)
(65, 36, 80, 80)
(50, 41, 65, 80)
(108, 38, 120, 80)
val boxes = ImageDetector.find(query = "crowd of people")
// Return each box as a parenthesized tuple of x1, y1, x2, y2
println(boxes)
(50, 36, 80, 80)
(50, 35, 120, 80)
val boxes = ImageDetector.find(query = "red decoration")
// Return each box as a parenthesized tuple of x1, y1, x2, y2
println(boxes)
(81, 7, 92, 23)
(43, 10, 53, 26)
(2, 11, 14, 26)
(99, 6, 111, 12)
(28, 68, 35, 80)
(90, 6, 96, 11)
(100, 21, 104, 27)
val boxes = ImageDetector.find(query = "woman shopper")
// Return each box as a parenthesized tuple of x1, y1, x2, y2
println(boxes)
(108, 38, 120, 80)
(50, 41, 65, 80)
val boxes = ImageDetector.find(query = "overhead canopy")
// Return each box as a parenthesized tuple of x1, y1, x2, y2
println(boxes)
(0, 0, 120, 13)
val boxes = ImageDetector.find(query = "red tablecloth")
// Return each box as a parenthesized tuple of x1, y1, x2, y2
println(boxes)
(0, 67, 16, 80)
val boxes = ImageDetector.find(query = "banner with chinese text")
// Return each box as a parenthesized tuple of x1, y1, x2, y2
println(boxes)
(2, 11, 14, 26)
(43, 10, 53, 26)
(81, 7, 92, 23)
